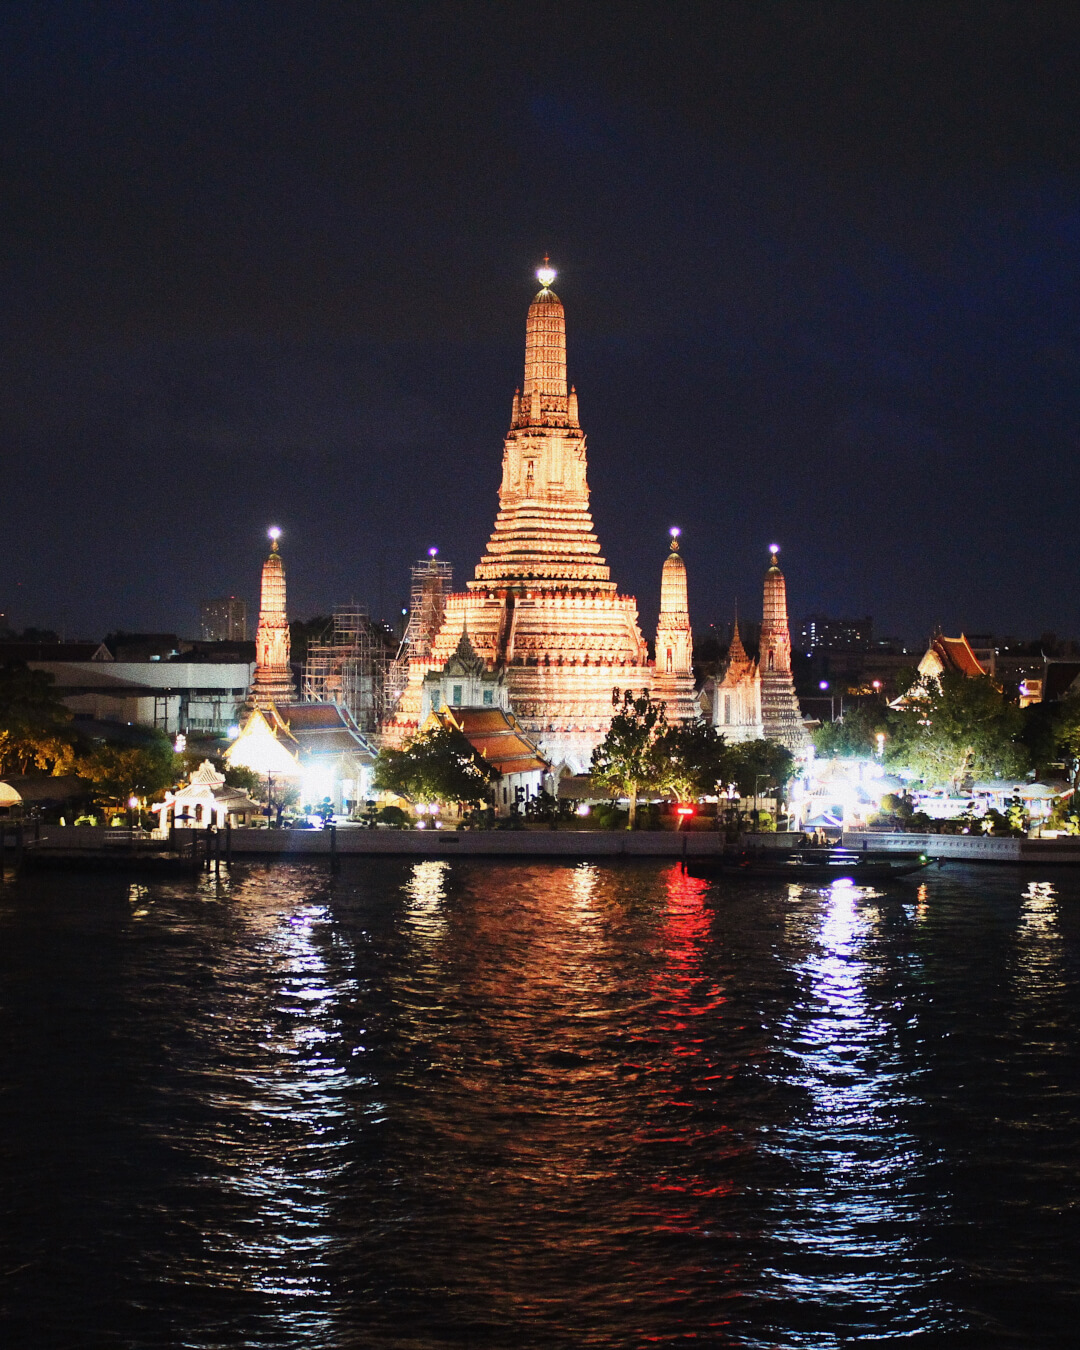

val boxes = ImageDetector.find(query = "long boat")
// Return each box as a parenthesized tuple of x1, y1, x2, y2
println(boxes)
(685, 847, 931, 883)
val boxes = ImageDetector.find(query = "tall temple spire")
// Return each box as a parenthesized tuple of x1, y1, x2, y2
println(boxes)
(758, 544, 808, 753)
(727, 615, 752, 671)
(383, 265, 652, 774)
(472, 266, 618, 591)
(515, 261, 568, 427)
(654, 528, 697, 722)
(249, 526, 295, 706)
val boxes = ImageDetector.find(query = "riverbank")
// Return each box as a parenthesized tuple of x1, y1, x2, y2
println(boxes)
(14, 823, 1080, 863)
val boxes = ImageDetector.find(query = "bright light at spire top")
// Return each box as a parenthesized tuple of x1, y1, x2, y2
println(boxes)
(536, 261, 557, 287)
(769, 543, 779, 555)
(428, 546, 438, 558)
(670, 526, 681, 538)
(267, 526, 282, 541)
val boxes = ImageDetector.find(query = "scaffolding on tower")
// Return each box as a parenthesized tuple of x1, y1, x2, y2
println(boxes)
(301, 605, 395, 734)
(384, 555, 453, 716)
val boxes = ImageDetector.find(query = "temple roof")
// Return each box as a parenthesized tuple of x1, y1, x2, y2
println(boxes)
(441, 626, 485, 676)
(924, 634, 987, 679)
(435, 706, 548, 775)
(726, 618, 754, 673)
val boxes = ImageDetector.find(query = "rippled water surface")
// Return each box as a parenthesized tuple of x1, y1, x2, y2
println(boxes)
(2, 859, 1079, 1348)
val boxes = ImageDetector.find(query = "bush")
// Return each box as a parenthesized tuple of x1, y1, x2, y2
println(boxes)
(593, 803, 628, 830)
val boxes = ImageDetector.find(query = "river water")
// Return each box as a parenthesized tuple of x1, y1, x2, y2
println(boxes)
(1, 859, 1078, 1348)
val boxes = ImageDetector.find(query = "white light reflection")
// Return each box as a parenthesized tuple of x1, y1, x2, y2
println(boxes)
(569, 861, 599, 916)
(127, 881, 150, 919)
(192, 890, 354, 1343)
(404, 860, 450, 947)
(1018, 879, 1059, 941)
(767, 880, 942, 1335)
(1012, 879, 1066, 1018)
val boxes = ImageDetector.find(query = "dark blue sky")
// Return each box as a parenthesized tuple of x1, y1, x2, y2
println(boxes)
(3, 1, 1080, 644)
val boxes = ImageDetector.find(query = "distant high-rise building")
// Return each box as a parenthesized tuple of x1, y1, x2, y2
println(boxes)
(799, 614, 873, 654)
(200, 596, 248, 642)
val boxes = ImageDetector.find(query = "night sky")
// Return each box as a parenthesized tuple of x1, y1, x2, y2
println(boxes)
(4, 2, 1080, 646)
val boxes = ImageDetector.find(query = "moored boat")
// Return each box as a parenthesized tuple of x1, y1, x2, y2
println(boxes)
(686, 847, 930, 883)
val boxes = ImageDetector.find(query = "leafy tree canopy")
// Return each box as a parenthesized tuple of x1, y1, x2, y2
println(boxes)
(374, 724, 496, 807)
(813, 702, 887, 758)
(77, 731, 180, 807)
(722, 739, 796, 797)
(1050, 691, 1080, 792)
(886, 672, 1028, 788)
(591, 688, 669, 827)
(0, 662, 75, 776)
(653, 720, 729, 801)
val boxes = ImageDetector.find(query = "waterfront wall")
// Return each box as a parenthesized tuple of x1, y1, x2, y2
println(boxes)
(25, 824, 1080, 863)
(845, 830, 1080, 864)
(32, 824, 739, 859)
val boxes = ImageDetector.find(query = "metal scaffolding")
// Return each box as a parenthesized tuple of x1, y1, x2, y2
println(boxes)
(384, 555, 453, 714)
(302, 605, 395, 733)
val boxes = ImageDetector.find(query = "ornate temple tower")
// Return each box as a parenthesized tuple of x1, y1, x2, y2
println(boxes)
(758, 546, 808, 753)
(708, 616, 764, 742)
(248, 527, 296, 706)
(384, 265, 652, 770)
(653, 528, 697, 722)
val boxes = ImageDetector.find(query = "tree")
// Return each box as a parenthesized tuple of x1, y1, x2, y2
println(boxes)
(266, 778, 300, 826)
(77, 732, 180, 815)
(0, 662, 75, 776)
(222, 763, 265, 798)
(653, 720, 729, 801)
(590, 688, 668, 828)
(723, 739, 796, 800)
(813, 702, 886, 758)
(887, 672, 1028, 788)
(373, 724, 496, 807)
(1050, 692, 1080, 793)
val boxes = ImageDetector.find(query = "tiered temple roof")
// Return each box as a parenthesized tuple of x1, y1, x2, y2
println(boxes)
(384, 268, 652, 771)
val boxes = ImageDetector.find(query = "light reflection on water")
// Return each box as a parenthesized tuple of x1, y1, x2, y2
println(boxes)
(1, 861, 1080, 1348)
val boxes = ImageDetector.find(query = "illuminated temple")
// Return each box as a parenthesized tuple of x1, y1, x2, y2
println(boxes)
(703, 547, 809, 754)
(247, 527, 295, 707)
(385, 267, 673, 771)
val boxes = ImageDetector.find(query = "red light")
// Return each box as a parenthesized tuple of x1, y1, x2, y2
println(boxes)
(675, 805, 695, 816)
